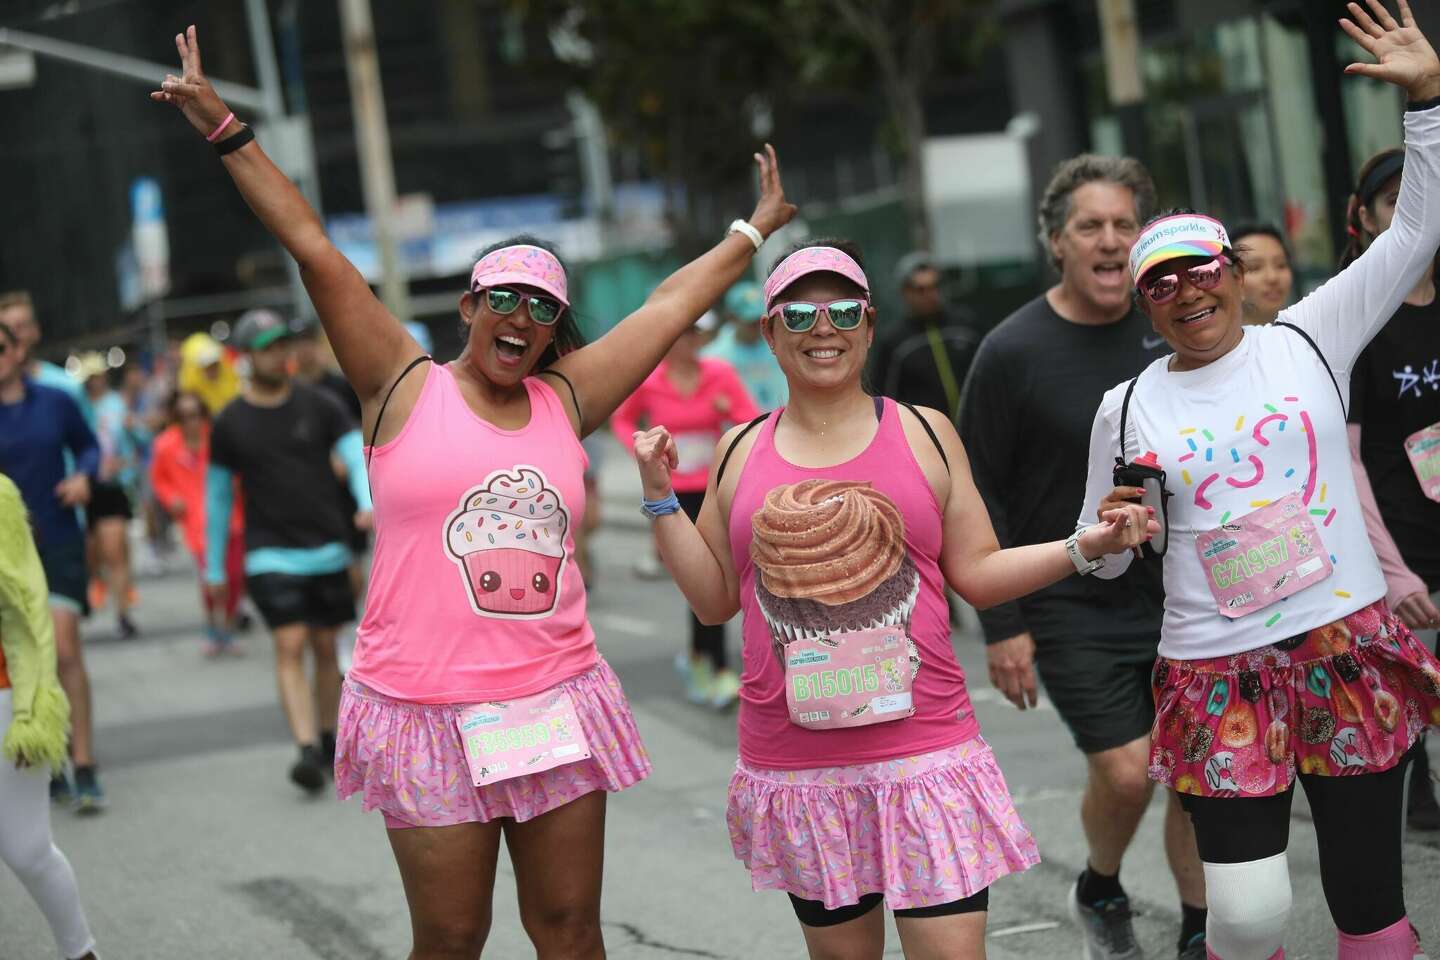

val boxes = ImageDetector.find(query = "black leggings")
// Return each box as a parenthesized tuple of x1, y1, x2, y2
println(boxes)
(677, 490, 727, 671)
(788, 889, 989, 928)
(1179, 747, 1416, 935)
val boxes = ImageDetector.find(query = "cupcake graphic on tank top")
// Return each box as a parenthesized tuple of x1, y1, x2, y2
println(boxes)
(750, 479, 921, 672)
(444, 466, 570, 619)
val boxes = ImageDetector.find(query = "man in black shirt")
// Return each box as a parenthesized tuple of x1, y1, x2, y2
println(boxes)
(869, 252, 977, 420)
(959, 155, 1207, 959)
(207, 309, 372, 793)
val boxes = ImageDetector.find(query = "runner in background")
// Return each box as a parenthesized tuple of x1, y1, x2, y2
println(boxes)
(959, 153, 1206, 959)
(613, 312, 759, 707)
(704, 281, 788, 411)
(77, 353, 140, 641)
(869, 252, 977, 421)
(0, 319, 106, 813)
(1230, 223, 1295, 326)
(178, 332, 238, 416)
(150, 391, 247, 656)
(1341, 144, 1440, 833)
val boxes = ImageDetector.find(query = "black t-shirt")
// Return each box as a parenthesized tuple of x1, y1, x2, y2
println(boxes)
(957, 294, 1169, 645)
(869, 309, 979, 416)
(1349, 298, 1440, 589)
(210, 384, 355, 553)
(314, 369, 362, 425)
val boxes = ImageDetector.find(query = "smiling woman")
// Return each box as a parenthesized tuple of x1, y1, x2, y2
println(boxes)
(1076, 3, 1440, 954)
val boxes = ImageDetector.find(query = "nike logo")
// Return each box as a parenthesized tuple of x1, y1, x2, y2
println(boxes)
(1142, 335, 1166, 350)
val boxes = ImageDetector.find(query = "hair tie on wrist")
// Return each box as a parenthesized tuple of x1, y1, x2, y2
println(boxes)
(205, 112, 236, 142)
(215, 124, 255, 157)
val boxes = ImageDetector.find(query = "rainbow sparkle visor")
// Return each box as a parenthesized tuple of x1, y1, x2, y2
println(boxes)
(1128, 214, 1231, 286)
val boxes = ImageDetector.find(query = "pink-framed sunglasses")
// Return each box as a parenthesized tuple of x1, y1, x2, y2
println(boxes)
(766, 298, 870, 333)
(1139, 256, 1232, 306)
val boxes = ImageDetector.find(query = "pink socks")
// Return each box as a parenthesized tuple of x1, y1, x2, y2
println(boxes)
(1336, 918, 1421, 959)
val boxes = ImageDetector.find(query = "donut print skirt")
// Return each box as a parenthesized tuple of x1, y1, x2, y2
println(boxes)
(335, 658, 651, 828)
(1149, 600, 1440, 798)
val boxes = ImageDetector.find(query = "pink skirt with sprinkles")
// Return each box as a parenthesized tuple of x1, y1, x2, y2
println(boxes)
(1149, 600, 1440, 798)
(727, 737, 1039, 911)
(335, 658, 651, 828)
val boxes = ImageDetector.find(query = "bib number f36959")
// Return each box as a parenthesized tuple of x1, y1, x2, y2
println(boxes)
(456, 688, 591, 787)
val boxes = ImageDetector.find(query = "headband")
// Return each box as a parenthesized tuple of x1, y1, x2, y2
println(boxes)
(1356, 152, 1404, 209)
(763, 246, 871, 309)
(1129, 214, 1231, 284)
(470, 244, 569, 308)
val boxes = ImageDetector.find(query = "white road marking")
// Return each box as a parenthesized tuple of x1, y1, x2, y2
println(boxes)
(967, 686, 1054, 712)
(592, 613, 658, 637)
(989, 921, 1062, 938)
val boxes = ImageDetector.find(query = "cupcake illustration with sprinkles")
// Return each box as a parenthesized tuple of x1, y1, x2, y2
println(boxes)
(444, 466, 569, 618)
(750, 479, 921, 667)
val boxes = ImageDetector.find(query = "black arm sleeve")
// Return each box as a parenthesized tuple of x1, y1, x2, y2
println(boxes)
(956, 338, 1028, 643)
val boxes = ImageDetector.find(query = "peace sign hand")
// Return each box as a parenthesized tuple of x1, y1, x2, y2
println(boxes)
(1341, 0, 1440, 101)
(149, 25, 236, 139)
(747, 144, 799, 241)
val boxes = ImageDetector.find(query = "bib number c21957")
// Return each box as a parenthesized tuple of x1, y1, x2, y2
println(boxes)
(1194, 491, 1332, 619)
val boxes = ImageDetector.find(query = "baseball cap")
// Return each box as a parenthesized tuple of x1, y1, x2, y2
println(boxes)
(723, 282, 764, 322)
(233, 308, 293, 351)
(1128, 214, 1233, 285)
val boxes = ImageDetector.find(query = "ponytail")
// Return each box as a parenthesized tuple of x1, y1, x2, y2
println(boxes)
(1340, 147, 1405, 270)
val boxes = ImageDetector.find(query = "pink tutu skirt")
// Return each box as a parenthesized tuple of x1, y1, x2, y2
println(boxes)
(727, 737, 1039, 911)
(335, 657, 651, 828)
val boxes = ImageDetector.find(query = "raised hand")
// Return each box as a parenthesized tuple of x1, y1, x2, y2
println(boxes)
(149, 25, 237, 139)
(632, 426, 679, 501)
(748, 144, 799, 240)
(1342, 0, 1440, 101)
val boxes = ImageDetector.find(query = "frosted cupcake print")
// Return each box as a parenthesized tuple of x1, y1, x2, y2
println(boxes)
(750, 479, 921, 664)
(444, 466, 570, 618)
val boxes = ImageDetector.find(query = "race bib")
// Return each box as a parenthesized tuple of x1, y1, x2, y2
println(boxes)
(1194, 492, 1332, 619)
(1404, 422, 1440, 503)
(456, 688, 591, 787)
(673, 431, 719, 471)
(784, 626, 915, 731)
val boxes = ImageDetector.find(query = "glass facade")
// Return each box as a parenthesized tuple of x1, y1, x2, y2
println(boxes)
(1083, 10, 1402, 289)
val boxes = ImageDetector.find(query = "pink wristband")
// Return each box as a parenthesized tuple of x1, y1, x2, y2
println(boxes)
(205, 112, 236, 143)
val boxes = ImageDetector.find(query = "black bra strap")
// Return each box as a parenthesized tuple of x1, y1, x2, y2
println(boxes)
(538, 368, 583, 430)
(1274, 321, 1346, 417)
(715, 414, 769, 486)
(367, 355, 432, 470)
(897, 400, 948, 473)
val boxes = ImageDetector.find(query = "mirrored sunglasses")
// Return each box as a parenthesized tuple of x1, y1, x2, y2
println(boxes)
(477, 286, 563, 326)
(1140, 256, 1231, 306)
(767, 298, 869, 333)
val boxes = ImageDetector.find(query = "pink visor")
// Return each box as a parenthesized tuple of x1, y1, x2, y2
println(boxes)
(470, 244, 570, 308)
(763, 246, 870, 309)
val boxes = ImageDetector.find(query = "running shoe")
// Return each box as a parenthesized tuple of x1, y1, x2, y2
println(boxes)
(72, 765, 107, 815)
(632, 552, 666, 580)
(677, 656, 714, 705)
(289, 744, 327, 793)
(117, 614, 139, 641)
(711, 669, 742, 710)
(1068, 881, 1144, 960)
(1177, 933, 1205, 960)
(49, 771, 74, 807)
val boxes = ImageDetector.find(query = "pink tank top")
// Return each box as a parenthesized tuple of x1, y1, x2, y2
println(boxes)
(729, 398, 980, 769)
(349, 363, 597, 703)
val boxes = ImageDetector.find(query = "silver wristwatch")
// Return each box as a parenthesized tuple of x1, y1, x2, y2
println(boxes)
(1065, 529, 1105, 576)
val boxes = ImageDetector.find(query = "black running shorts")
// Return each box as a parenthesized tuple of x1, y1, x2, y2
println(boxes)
(246, 570, 355, 630)
(1034, 632, 1159, 754)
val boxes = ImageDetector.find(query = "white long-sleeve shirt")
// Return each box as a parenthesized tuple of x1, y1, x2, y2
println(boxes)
(1079, 105, 1440, 660)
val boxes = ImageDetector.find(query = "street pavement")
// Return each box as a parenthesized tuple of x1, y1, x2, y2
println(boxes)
(3, 436, 1438, 958)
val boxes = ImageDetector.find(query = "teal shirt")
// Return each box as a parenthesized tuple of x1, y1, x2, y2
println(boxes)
(703, 328, 788, 411)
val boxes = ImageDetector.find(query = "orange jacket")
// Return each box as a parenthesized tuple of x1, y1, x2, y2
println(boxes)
(149, 425, 243, 558)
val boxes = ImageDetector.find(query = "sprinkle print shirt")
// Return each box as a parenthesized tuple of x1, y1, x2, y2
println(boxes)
(1079, 105, 1440, 661)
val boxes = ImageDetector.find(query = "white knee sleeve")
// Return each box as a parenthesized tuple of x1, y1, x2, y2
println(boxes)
(1203, 853, 1292, 960)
